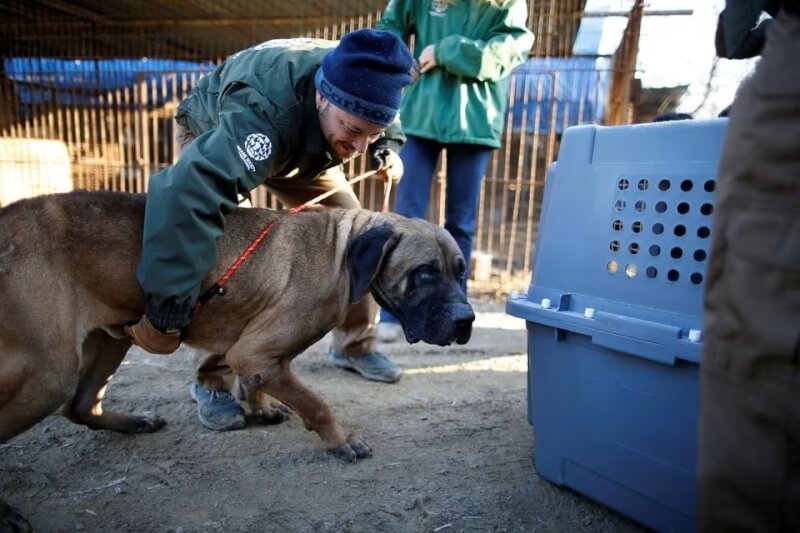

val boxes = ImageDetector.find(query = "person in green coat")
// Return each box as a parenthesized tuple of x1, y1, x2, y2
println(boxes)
(375, 0, 534, 342)
(124, 29, 414, 432)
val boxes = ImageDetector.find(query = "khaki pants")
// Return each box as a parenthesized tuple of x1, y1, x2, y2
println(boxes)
(698, 11, 800, 531)
(174, 124, 378, 390)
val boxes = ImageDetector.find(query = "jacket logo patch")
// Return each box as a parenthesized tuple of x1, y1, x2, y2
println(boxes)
(430, 0, 448, 16)
(236, 145, 256, 172)
(244, 133, 272, 161)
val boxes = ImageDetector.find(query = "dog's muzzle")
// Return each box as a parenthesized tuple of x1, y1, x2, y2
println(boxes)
(451, 302, 475, 345)
(409, 302, 474, 346)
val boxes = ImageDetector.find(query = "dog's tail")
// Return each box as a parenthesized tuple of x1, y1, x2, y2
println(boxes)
(0, 191, 146, 333)
(0, 196, 35, 275)
(0, 242, 15, 275)
(0, 196, 46, 329)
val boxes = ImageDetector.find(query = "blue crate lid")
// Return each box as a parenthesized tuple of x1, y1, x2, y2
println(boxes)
(508, 119, 728, 365)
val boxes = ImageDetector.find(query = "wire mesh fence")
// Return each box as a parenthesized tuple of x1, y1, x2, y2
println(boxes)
(0, 0, 630, 287)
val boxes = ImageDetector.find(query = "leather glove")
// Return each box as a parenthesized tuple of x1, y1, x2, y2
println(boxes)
(371, 148, 404, 184)
(124, 315, 181, 355)
(410, 59, 421, 83)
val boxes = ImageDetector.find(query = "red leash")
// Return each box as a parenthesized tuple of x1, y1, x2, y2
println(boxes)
(193, 168, 392, 314)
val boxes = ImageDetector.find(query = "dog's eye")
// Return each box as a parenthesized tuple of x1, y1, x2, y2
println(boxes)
(454, 259, 466, 282)
(414, 265, 438, 284)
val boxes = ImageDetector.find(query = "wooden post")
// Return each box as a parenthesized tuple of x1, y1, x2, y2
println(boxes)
(604, 0, 644, 125)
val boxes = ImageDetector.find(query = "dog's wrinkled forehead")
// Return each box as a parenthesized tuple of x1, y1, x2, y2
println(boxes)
(390, 218, 463, 271)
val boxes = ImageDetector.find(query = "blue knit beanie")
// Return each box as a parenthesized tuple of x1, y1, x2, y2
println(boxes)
(315, 29, 413, 127)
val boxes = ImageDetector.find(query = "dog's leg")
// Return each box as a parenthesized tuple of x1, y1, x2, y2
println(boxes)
(0, 339, 76, 441)
(233, 376, 292, 425)
(0, 386, 64, 442)
(246, 359, 371, 462)
(60, 330, 166, 433)
(0, 499, 32, 533)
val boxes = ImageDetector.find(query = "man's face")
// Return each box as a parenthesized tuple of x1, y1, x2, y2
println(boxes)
(316, 93, 386, 160)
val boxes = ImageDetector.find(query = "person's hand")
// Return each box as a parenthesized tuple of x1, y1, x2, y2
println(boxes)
(418, 45, 438, 74)
(124, 315, 181, 354)
(410, 59, 421, 83)
(372, 148, 404, 184)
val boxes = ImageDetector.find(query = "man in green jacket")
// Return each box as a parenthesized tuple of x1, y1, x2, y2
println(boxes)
(375, 0, 534, 341)
(124, 29, 414, 431)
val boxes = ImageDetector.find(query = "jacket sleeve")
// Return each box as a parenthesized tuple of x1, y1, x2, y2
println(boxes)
(370, 117, 406, 156)
(376, 0, 415, 40)
(435, 0, 533, 82)
(715, 3, 772, 59)
(374, 2, 414, 162)
(137, 82, 282, 330)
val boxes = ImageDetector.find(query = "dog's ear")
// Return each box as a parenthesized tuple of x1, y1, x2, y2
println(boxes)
(348, 223, 398, 303)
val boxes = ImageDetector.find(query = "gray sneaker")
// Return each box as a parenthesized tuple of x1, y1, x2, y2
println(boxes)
(376, 321, 403, 343)
(190, 383, 246, 431)
(328, 350, 402, 383)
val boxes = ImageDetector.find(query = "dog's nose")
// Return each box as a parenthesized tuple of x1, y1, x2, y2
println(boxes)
(452, 303, 475, 344)
(452, 303, 475, 324)
(454, 320, 472, 344)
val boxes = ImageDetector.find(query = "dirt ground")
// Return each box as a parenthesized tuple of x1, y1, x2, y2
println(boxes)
(1, 300, 646, 533)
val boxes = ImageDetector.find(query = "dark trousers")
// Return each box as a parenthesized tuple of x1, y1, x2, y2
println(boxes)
(698, 11, 800, 531)
(380, 135, 492, 324)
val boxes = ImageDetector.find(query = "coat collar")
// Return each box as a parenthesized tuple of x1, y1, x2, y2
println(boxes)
(302, 72, 337, 163)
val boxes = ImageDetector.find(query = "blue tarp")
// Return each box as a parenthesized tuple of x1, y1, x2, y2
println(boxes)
(507, 57, 611, 134)
(4, 57, 214, 107)
(6, 56, 611, 134)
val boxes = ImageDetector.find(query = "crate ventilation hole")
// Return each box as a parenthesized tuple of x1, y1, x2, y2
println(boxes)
(607, 177, 715, 284)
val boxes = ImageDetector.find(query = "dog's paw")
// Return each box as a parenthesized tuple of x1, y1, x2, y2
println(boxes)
(328, 437, 372, 463)
(0, 500, 32, 533)
(252, 403, 292, 425)
(132, 412, 167, 433)
(348, 437, 372, 458)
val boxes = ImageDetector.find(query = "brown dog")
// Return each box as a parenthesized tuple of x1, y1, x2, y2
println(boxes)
(0, 191, 474, 528)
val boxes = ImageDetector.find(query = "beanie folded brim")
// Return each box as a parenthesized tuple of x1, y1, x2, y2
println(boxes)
(314, 68, 398, 127)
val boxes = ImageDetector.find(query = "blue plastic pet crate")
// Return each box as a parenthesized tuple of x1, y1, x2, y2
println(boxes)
(506, 119, 728, 532)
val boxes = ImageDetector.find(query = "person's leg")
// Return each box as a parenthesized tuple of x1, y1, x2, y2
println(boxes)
(698, 11, 800, 530)
(170, 122, 248, 430)
(378, 136, 442, 337)
(191, 352, 245, 431)
(266, 167, 402, 383)
(442, 144, 492, 291)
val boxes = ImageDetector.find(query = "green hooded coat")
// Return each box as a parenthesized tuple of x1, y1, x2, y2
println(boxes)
(377, 0, 534, 148)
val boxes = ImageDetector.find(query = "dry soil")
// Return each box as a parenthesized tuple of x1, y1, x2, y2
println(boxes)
(1, 302, 646, 533)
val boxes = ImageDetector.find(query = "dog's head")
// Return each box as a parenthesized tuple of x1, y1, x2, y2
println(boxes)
(348, 217, 474, 346)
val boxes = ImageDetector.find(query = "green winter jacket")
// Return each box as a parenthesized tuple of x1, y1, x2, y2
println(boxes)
(138, 38, 404, 330)
(377, 0, 533, 147)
